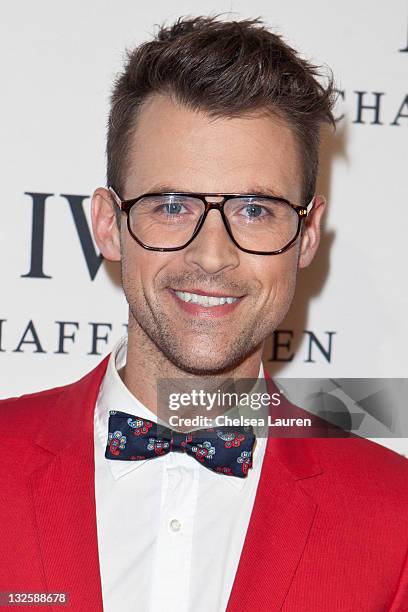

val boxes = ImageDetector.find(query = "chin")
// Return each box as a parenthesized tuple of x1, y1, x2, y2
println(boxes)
(172, 363, 234, 376)
(166, 349, 245, 376)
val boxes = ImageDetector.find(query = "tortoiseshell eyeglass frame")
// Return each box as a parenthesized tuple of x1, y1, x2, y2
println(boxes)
(108, 186, 313, 255)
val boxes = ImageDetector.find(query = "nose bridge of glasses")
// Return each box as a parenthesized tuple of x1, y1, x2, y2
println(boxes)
(202, 195, 226, 211)
(200, 197, 230, 227)
(195, 197, 232, 240)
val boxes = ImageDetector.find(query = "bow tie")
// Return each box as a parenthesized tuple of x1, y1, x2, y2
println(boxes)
(105, 411, 256, 478)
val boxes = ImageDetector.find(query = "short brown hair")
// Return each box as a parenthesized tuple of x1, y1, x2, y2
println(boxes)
(107, 15, 336, 204)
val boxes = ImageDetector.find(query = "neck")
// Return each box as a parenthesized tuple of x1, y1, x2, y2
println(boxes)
(121, 316, 264, 417)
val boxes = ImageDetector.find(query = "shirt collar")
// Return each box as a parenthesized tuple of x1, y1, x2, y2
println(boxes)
(95, 334, 267, 488)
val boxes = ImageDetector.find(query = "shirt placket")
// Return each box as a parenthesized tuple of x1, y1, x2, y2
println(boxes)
(149, 453, 199, 612)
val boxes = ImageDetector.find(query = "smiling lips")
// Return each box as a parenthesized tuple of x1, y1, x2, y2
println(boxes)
(169, 288, 244, 316)
(174, 290, 239, 307)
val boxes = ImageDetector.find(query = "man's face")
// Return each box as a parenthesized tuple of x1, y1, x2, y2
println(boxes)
(93, 94, 324, 374)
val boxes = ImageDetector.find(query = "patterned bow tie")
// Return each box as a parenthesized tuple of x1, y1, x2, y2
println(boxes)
(105, 410, 256, 478)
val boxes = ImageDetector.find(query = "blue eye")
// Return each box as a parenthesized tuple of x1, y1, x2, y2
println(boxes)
(162, 203, 185, 214)
(243, 204, 266, 218)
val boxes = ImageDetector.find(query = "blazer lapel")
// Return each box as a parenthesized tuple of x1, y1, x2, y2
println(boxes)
(28, 357, 109, 612)
(227, 372, 324, 611)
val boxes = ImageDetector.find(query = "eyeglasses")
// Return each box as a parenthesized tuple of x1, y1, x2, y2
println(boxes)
(108, 186, 313, 255)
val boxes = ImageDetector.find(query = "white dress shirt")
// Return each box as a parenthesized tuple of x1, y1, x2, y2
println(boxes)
(94, 335, 267, 612)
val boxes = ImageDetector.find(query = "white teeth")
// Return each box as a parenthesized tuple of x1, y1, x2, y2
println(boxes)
(174, 290, 239, 307)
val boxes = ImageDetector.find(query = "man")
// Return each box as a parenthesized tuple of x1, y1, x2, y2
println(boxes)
(0, 15, 407, 612)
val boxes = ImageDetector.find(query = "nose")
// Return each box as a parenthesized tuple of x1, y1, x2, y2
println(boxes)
(183, 207, 240, 275)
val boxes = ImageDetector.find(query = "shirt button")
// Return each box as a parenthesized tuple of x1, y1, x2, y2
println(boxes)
(169, 518, 181, 532)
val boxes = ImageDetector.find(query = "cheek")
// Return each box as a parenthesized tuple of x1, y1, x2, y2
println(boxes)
(120, 239, 148, 297)
(120, 236, 173, 298)
(255, 249, 299, 301)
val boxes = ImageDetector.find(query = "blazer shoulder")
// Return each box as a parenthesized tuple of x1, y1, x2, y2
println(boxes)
(0, 356, 110, 429)
(305, 435, 408, 508)
(315, 434, 408, 471)
(288, 400, 408, 483)
(0, 381, 75, 428)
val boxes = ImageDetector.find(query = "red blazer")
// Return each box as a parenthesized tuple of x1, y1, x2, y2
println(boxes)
(0, 358, 407, 611)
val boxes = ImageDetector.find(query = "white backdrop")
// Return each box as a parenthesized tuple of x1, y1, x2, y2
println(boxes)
(0, 1, 407, 455)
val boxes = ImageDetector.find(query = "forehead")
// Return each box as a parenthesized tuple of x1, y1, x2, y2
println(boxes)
(123, 94, 302, 202)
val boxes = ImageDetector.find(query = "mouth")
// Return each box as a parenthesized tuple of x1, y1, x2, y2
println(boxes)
(168, 288, 246, 317)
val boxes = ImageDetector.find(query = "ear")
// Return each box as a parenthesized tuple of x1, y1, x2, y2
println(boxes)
(91, 187, 121, 261)
(298, 195, 326, 269)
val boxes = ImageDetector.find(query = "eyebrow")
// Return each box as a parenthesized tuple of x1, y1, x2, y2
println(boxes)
(144, 183, 288, 199)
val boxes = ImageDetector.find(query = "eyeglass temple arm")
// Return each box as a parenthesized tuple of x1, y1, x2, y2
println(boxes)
(108, 186, 123, 209)
(306, 196, 315, 213)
